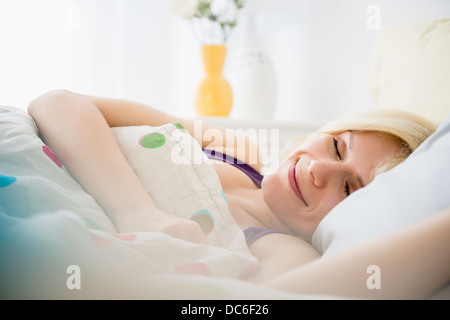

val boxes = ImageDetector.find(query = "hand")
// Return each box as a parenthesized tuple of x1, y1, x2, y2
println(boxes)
(115, 208, 207, 245)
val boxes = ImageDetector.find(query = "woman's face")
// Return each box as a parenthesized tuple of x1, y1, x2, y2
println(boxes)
(262, 131, 403, 237)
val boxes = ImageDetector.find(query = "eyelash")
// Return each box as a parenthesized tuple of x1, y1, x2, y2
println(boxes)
(344, 182, 350, 197)
(333, 138, 351, 197)
(332, 138, 342, 160)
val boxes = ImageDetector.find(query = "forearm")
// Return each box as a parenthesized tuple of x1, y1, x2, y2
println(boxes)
(265, 208, 450, 299)
(31, 90, 262, 170)
(79, 92, 262, 168)
(28, 90, 207, 243)
(27, 90, 157, 223)
(73, 91, 219, 149)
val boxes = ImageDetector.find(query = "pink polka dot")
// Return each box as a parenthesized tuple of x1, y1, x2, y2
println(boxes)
(107, 232, 137, 242)
(239, 262, 258, 279)
(42, 145, 62, 168)
(174, 262, 211, 276)
(90, 232, 115, 247)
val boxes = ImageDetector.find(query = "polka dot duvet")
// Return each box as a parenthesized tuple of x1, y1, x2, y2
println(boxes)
(0, 105, 258, 299)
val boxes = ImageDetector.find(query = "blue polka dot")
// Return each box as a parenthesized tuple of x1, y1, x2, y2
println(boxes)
(190, 209, 215, 235)
(220, 190, 228, 203)
(0, 174, 17, 188)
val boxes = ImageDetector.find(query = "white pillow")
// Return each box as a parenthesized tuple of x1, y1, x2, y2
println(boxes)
(370, 19, 450, 123)
(312, 112, 450, 256)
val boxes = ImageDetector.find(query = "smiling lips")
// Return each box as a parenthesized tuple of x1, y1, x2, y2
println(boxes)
(288, 163, 307, 205)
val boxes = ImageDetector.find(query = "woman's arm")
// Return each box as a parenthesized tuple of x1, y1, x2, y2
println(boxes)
(44, 90, 263, 171)
(27, 90, 209, 243)
(265, 208, 450, 299)
(246, 234, 320, 284)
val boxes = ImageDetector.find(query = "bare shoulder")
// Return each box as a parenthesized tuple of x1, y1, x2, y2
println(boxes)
(203, 127, 264, 173)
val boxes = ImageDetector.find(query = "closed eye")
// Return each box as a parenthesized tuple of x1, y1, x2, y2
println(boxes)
(333, 138, 342, 160)
(345, 182, 350, 197)
(334, 137, 351, 197)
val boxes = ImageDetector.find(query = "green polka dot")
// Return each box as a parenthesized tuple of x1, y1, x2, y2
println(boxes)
(172, 122, 185, 130)
(139, 132, 166, 149)
(82, 218, 101, 230)
(190, 209, 215, 236)
(172, 122, 187, 133)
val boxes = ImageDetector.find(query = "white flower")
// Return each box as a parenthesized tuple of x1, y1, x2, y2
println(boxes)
(211, 0, 238, 24)
(168, 0, 245, 43)
(168, 0, 200, 19)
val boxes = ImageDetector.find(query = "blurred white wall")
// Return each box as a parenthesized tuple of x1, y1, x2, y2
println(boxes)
(228, 0, 450, 122)
(1, 0, 449, 122)
(0, 0, 73, 109)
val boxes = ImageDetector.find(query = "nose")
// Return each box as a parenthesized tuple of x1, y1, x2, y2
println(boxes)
(308, 159, 346, 188)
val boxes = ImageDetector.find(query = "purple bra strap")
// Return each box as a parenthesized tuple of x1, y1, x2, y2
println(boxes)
(202, 149, 284, 247)
(243, 227, 287, 247)
(203, 149, 263, 188)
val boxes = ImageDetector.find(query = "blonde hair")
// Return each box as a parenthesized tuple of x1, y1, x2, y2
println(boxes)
(284, 109, 438, 181)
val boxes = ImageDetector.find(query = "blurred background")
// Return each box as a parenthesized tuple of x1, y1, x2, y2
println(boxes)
(0, 0, 449, 123)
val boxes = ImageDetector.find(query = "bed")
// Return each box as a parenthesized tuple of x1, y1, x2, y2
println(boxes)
(1, 19, 449, 300)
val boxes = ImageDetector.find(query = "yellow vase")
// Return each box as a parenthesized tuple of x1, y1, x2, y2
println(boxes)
(195, 45, 233, 117)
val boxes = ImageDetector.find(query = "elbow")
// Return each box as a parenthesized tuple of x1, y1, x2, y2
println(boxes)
(27, 89, 73, 118)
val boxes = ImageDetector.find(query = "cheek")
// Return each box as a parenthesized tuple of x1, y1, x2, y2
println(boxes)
(294, 193, 342, 236)
(314, 192, 342, 220)
(261, 173, 281, 201)
(261, 171, 292, 211)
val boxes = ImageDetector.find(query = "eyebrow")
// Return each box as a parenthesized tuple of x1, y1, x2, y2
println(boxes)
(348, 131, 354, 152)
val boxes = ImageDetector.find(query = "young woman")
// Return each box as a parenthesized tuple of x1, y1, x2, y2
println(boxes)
(28, 90, 443, 294)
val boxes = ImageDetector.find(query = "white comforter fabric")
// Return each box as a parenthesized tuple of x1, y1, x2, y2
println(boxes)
(1, 105, 283, 299)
